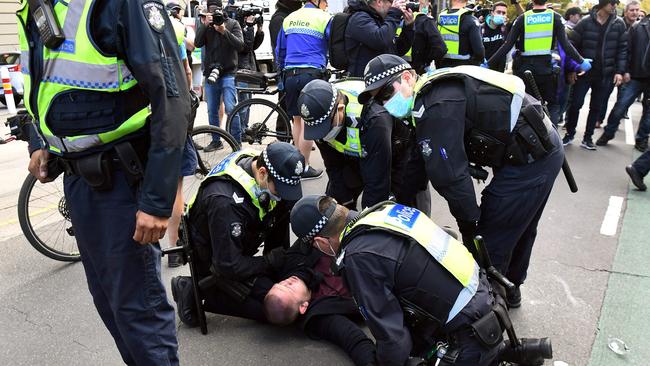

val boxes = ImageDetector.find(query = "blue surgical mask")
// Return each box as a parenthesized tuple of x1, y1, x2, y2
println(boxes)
(492, 14, 505, 25)
(384, 89, 414, 119)
(420, 6, 428, 14)
(255, 178, 282, 202)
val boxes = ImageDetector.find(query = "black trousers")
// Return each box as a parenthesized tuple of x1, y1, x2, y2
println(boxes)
(305, 314, 376, 366)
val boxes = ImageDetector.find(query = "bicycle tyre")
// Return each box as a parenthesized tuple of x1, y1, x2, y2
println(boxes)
(225, 98, 292, 145)
(17, 174, 81, 262)
(191, 125, 240, 174)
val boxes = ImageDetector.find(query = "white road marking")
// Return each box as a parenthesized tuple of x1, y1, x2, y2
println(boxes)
(625, 118, 634, 145)
(600, 196, 624, 236)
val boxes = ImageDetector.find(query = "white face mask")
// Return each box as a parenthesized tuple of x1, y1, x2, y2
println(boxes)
(317, 238, 337, 257)
(323, 109, 344, 142)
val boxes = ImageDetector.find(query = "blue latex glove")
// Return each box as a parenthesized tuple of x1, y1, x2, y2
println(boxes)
(480, 61, 489, 69)
(579, 58, 592, 72)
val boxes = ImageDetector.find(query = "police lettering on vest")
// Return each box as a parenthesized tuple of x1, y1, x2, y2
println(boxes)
(438, 8, 471, 60)
(17, 0, 149, 156)
(522, 9, 554, 56)
(186, 150, 277, 220)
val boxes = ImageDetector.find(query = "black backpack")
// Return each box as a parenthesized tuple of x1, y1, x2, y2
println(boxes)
(328, 12, 351, 70)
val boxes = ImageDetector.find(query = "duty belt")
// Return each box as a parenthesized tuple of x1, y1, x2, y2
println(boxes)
(284, 67, 329, 78)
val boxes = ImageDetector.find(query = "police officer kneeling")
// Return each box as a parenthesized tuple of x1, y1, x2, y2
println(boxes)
(357, 55, 564, 309)
(291, 196, 517, 365)
(171, 142, 305, 325)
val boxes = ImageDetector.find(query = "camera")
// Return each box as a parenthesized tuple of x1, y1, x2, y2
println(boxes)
(5, 110, 34, 142)
(211, 9, 225, 26)
(226, 3, 264, 27)
(207, 65, 222, 84)
(498, 337, 553, 365)
(405, 1, 419, 12)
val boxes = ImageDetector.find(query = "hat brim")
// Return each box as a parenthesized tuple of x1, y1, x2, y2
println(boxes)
(274, 179, 303, 201)
(304, 118, 333, 140)
(358, 79, 387, 105)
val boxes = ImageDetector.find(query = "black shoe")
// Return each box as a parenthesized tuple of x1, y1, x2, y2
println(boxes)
(301, 166, 323, 180)
(596, 133, 614, 146)
(562, 134, 574, 146)
(626, 165, 647, 191)
(167, 252, 183, 268)
(580, 140, 597, 150)
(506, 286, 521, 309)
(203, 141, 224, 152)
(171, 276, 199, 327)
(635, 139, 648, 153)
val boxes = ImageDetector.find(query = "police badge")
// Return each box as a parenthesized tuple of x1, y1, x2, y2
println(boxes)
(231, 223, 242, 238)
(143, 2, 167, 33)
(300, 104, 310, 118)
(295, 161, 303, 175)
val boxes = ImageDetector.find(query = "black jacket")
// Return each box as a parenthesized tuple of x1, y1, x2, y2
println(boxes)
(411, 13, 447, 73)
(188, 156, 291, 281)
(570, 7, 627, 76)
(238, 24, 264, 71)
(626, 16, 650, 80)
(25, 0, 190, 218)
(195, 17, 245, 76)
(345, 0, 414, 77)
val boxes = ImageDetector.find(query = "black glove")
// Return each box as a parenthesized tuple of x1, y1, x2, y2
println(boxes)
(264, 247, 286, 272)
(457, 220, 478, 256)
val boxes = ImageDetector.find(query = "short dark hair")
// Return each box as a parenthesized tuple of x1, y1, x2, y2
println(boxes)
(492, 1, 507, 11)
(564, 7, 582, 20)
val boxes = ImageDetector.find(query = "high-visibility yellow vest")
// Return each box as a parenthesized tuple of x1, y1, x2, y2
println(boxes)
(327, 79, 366, 158)
(522, 9, 554, 56)
(171, 18, 185, 46)
(186, 150, 276, 220)
(283, 5, 331, 39)
(339, 203, 480, 296)
(16, 0, 148, 155)
(438, 8, 472, 60)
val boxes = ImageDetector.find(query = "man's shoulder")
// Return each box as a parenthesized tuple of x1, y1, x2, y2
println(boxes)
(200, 178, 253, 208)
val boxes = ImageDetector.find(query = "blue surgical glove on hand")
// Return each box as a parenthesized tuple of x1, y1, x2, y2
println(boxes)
(480, 59, 489, 69)
(580, 59, 592, 72)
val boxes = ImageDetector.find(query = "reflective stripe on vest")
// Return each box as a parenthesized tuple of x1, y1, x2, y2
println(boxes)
(186, 150, 276, 220)
(522, 9, 554, 56)
(438, 8, 471, 60)
(282, 6, 331, 39)
(339, 203, 480, 314)
(17, 0, 146, 155)
(327, 79, 365, 157)
(410, 65, 526, 130)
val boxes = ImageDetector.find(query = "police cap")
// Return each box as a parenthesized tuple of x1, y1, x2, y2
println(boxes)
(290, 195, 337, 241)
(298, 79, 338, 140)
(166, 0, 183, 11)
(358, 54, 413, 105)
(262, 142, 305, 201)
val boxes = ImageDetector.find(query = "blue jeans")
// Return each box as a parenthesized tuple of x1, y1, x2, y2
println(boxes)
(633, 150, 650, 177)
(237, 85, 252, 136)
(565, 73, 612, 141)
(604, 79, 650, 142)
(64, 171, 179, 365)
(205, 75, 241, 142)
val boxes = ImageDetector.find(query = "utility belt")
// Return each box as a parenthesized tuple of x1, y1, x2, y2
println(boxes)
(467, 103, 555, 168)
(284, 67, 330, 79)
(60, 141, 147, 191)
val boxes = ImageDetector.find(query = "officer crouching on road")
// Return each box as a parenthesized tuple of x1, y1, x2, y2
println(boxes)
(21, 0, 190, 363)
(357, 55, 565, 308)
(290, 196, 503, 365)
(171, 142, 305, 322)
(297, 78, 413, 209)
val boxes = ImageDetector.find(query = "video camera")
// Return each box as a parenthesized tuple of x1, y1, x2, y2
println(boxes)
(225, 3, 264, 27)
(5, 110, 34, 142)
(211, 8, 225, 26)
(405, 1, 419, 12)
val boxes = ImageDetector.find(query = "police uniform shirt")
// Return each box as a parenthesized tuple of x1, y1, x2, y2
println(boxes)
(412, 79, 481, 226)
(188, 156, 291, 281)
(34, 0, 191, 218)
(488, 10, 583, 75)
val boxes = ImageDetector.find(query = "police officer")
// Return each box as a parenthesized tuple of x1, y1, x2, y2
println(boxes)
(297, 78, 413, 209)
(276, 0, 332, 180)
(410, 0, 447, 74)
(437, 0, 485, 67)
(171, 142, 305, 321)
(487, 0, 590, 106)
(20, 0, 190, 363)
(290, 196, 503, 365)
(358, 54, 565, 308)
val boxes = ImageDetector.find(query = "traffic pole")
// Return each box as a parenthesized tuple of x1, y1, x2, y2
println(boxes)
(1, 66, 16, 115)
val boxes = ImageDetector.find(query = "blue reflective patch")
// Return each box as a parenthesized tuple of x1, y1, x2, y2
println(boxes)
(439, 15, 459, 26)
(54, 39, 75, 54)
(208, 152, 237, 176)
(358, 304, 369, 320)
(385, 204, 420, 231)
(526, 13, 552, 25)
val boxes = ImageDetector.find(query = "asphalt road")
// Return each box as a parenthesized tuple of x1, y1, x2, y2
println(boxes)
(0, 93, 644, 366)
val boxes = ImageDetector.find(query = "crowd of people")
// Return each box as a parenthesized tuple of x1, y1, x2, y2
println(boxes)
(18, 0, 649, 364)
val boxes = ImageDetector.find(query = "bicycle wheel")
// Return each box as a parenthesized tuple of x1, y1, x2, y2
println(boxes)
(225, 98, 292, 153)
(17, 174, 80, 262)
(183, 125, 240, 201)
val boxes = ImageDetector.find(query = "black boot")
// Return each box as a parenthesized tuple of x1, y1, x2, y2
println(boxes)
(171, 276, 199, 327)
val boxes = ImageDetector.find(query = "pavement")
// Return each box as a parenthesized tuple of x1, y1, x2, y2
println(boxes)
(0, 91, 648, 366)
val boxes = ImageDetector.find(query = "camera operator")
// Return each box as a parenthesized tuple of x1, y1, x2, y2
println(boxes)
(195, 0, 245, 149)
(237, 10, 265, 135)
